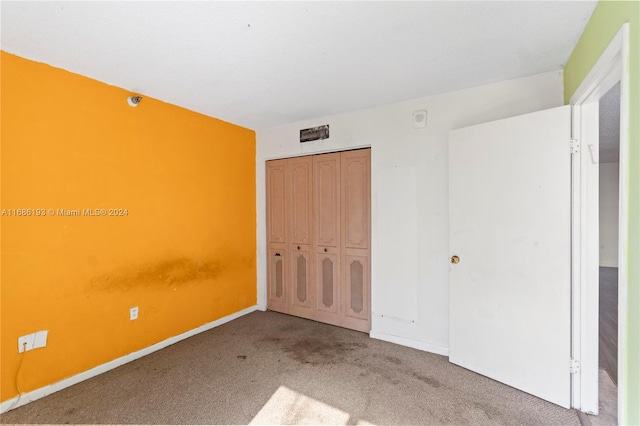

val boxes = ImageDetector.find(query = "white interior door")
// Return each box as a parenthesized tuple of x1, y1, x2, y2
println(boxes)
(448, 105, 572, 408)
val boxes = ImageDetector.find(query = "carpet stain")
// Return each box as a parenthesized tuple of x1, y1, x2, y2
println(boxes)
(151, 366, 170, 376)
(372, 353, 403, 365)
(473, 401, 502, 421)
(412, 372, 442, 388)
(277, 322, 300, 332)
(384, 355, 402, 365)
(271, 337, 367, 365)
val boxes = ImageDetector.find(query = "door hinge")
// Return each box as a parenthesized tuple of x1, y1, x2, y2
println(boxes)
(570, 138, 580, 154)
(570, 358, 580, 374)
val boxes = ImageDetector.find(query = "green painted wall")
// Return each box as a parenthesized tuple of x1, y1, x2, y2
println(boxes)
(564, 1, 639, 424)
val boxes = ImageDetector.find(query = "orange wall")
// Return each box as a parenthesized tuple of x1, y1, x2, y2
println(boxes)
(0, 52, 256, 402)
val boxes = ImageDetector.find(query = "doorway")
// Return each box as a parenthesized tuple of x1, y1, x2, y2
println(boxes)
(570, 23, 629, 421)
(594, 82, 621, 424)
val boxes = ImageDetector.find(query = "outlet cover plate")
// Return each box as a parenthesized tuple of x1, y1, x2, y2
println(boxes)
(130, 306, 139, 320)
(34, 330, 48, 349)
(18, 330, 48, 353)
(18, 334, 35, 353)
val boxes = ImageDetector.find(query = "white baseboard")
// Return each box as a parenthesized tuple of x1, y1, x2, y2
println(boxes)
(369, 330, 449, 357)
(0, 305, 259, 414)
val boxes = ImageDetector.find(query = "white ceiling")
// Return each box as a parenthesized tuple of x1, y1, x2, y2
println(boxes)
(1, 1, 597, 130)
(599, 82, 621, 164)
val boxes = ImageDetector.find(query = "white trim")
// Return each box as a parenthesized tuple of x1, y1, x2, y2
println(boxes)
(570, 103, 583, 409)
(569, 23, 629, 421)
(0, 305, 259, 414)
(616, 23, 630, 425)
(575, 101, 600, 414)
(370, 331, 449, 357)
(570, 27, 625, 105)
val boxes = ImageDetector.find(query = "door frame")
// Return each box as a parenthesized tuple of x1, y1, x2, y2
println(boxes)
(569, 23, 629, 418)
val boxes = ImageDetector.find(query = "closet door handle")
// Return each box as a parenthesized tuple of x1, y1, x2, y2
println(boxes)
(324, 248, 328, 252)
(297, 246, 300, 250)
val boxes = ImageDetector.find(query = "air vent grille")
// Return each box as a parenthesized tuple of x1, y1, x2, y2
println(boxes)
(300, 125, 329, 143)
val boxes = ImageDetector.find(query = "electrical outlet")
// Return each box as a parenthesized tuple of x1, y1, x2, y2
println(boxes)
(18, 331, 48, 353)
(130, 306, 139, 320)
(18, 334, 35, 353)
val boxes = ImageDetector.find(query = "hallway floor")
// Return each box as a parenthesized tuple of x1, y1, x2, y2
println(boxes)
(599, 266, 618, 385)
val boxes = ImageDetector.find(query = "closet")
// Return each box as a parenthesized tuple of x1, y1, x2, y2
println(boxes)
(266, 148, 371, 333)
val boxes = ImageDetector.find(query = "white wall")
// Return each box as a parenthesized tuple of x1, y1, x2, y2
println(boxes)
(256, 70, 564, 355)
(599, 162, 619, 267)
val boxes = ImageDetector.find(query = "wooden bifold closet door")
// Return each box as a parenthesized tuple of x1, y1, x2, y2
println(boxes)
(314, 153, 341, 326)
(266, 159, 288, 313)
(266, 148, 371, 333)
(287, 156, 314, 320)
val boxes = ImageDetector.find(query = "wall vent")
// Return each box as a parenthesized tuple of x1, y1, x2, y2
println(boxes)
(300, 125, 329, 143)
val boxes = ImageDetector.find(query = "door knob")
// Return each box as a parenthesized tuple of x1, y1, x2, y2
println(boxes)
(324, 248, 328, 252)
(450, 255, 460, 264)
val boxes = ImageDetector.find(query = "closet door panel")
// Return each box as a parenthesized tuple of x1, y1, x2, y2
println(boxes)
(289, 157, 313, 246)
(267, 248, 289, 313)
(313, 153, 341, 325)
(266, 159, 289, 314)
(315, 250, 340, 326)
(341, 254, 370, 332)
(288, 156, 314, 319)
(266, 160, 287, 244)
(342, 151, 370, 250)
(289, 248, 313, 319)
(340, 149, 371, 332)
(314, 153, 340, 248)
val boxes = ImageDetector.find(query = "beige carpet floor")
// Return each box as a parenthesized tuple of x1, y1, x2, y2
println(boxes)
(1, 311, 580, 425)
